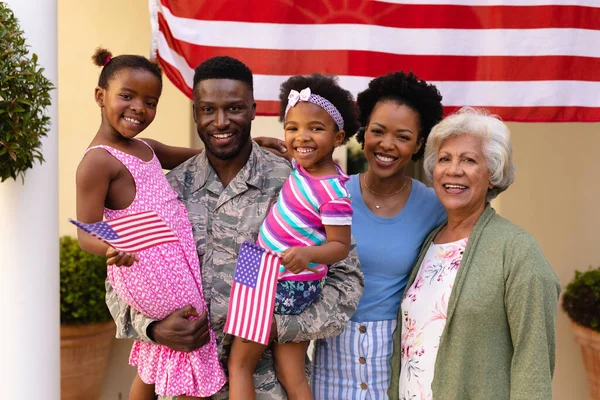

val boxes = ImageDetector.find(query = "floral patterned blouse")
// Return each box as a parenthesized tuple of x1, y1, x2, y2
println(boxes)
(398, 238, 468, 400)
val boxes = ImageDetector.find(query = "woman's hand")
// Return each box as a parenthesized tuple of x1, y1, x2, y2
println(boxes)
(106, 246, 139, 267)
(281, 247, 313, 274)
(254, 136, 292, 162)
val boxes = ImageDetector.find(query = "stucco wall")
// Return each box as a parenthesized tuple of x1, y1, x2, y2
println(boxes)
(495, 122, 600, 400)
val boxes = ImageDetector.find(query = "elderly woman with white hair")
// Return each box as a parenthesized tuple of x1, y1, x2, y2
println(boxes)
(387, 107, 561, 400)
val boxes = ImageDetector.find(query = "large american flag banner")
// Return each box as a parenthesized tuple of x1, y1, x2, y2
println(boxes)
(149, 0, 600, 122)
(69, 210, 179, 253)
(224, 241, 281, 345)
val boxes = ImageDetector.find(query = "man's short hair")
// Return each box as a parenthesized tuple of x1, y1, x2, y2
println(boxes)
(193, 56, 253, 91)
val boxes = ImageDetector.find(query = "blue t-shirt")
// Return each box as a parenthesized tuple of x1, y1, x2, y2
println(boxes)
(349, 174, 446, 322)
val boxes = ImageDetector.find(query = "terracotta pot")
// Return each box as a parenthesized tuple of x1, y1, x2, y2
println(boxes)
(60, 321, 115, 400)
(571, 322, 600, 399)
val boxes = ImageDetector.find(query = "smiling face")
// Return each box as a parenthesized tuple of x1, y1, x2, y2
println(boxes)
(363, 101, 423, 180)
(95, 68, 161, 139)
(193, 79, 256, 161)
(433, 134, 493, 215)
(284, 101, 344, 175)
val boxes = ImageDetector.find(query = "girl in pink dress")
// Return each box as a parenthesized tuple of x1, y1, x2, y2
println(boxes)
(75, 48, 226, 400)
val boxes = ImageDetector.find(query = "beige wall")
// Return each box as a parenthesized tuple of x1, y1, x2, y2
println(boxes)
(57, 0, 597, 398)
(494, 122, 599, 400)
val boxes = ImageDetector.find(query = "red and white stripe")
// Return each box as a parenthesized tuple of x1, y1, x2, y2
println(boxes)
(149, 0, 600, 122)
(225, 249, 279, 345)
(106, 210, 178, 253)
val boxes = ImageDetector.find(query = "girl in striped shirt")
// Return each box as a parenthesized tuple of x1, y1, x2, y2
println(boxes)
(228, 74, 360, 400)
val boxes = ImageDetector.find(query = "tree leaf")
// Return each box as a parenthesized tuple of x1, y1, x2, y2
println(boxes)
(0, 2, 53, 183)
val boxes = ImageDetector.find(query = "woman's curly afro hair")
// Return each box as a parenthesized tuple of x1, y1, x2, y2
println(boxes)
(356, 71, 443, 160)
(278, 74, 359, 144)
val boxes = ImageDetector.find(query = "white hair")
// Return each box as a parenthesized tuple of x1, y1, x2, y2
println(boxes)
(423, 107, 516, 202)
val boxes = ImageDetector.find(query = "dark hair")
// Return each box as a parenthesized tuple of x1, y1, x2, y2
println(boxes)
(193, 56, 253, 92)
(356, 71, 443, 160)
(92, 47, 162, 93)
(278, 74, 359, 143)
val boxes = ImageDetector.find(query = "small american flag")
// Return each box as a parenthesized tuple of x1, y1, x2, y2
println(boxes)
(224, 241, 281, 345)
(69, 210, 179, 253)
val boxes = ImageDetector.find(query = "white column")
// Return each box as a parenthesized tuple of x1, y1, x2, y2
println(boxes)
(0, 0, 59, 399)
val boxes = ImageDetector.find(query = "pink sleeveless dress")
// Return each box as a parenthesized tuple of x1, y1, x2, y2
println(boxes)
(87, 140, 226, 397)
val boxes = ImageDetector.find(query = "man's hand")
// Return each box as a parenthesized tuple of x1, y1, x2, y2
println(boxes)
(281, 247, 313, 274)
(106, 247, 139, 267)
(148, 305, 209, 352)
(254, 136, 292, 162)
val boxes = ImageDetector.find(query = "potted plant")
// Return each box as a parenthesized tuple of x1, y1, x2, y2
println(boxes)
(0, 3, 53, 182)
(562, 267, 600, 399)
(60, 236, 114, 400)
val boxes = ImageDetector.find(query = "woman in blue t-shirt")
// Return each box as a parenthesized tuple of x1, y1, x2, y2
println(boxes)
(311, 72, 447, 400)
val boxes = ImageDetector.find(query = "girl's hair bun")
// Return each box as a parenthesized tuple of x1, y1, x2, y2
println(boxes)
(150, 58, 163, 74)
(92, 48, 163, 91)
(92, 47, 112, 67)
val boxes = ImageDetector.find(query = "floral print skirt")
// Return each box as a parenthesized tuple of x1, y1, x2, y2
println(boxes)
(274, 276, 327, 315)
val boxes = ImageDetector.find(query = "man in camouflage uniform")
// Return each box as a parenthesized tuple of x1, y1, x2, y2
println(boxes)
(105, 56, 363, 399)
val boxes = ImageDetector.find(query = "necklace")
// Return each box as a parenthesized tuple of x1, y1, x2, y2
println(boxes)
(362, 174, 408, 209)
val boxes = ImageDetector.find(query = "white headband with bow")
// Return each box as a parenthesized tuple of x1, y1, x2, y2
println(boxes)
(284, 87, 345, 131)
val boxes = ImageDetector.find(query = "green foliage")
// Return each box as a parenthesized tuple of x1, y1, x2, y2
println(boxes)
(346, 138, 367, 175)
(0, 3, 54, 182)
(562, 267, 600, 332)
(60, 236, 112, 325)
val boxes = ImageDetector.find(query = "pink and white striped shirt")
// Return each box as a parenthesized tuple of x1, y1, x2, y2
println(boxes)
(257, 160, 352, 281)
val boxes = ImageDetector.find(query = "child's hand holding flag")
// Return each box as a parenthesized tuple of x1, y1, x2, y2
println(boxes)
(105, 246, 139, 267)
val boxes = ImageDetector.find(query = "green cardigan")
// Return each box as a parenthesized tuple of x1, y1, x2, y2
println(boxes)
(388, 205, 561, 400)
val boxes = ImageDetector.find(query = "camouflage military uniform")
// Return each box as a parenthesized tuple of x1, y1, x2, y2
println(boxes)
(106, 141, 364, 399)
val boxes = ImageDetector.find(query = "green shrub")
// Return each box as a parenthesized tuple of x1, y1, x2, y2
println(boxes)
(346, 137, 367, 175)
(0, 3, 54, 182)
(562, 267, 600, 332)
(60, 236, 111, 325)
